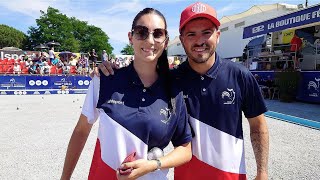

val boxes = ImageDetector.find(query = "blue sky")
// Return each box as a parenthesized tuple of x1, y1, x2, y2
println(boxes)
(0, 0, 318, 54)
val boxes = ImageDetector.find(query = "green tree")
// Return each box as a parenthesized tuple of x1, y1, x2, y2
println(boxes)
(0, 24, 28, 49)
(28, 7, 113, 54)
(121, 44, 134, 55)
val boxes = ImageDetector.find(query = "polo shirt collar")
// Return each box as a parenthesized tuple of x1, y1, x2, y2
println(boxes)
(184, 53, 222, 79)
(128, 62, 165, 93)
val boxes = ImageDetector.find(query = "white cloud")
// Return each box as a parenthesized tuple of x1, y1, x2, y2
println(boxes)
(0, 0, 52, 18)
(217, 4, 238, 18)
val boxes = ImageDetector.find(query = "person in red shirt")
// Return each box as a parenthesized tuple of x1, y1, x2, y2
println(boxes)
(290, 32, 302, 69)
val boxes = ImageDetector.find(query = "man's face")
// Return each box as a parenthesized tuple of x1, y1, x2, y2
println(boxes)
(180, 18, 220, 64)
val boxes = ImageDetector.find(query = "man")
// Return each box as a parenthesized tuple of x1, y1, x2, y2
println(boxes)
(88, 49, 98, 69)
(102, 50, 108, 62)
(49, 47, 55, 64)
(290, 31, 303, 69)
(95, 2, 269, 180)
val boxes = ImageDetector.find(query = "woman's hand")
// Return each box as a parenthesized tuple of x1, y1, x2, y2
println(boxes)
(116, 159, 157, 180)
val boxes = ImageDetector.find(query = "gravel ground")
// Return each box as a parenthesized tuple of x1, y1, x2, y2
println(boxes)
(0, 95, 319, 180)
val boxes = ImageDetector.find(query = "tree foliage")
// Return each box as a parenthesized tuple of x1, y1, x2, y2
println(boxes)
(28, 7, 113, 54)
(121, 44, 134, 55)
(0, 24, 28, 49)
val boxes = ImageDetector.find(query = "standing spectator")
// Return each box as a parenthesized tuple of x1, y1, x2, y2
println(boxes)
(102, 50, 108, 62)
(13, 61, 21, 75)
(49, 47, 55, 64)
(88, 49, 98, 69)
(290, 31, 303, 69)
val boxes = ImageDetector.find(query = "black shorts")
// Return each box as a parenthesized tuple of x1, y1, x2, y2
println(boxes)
(291, 51, 302, 58)
(90, 59, 97, 63)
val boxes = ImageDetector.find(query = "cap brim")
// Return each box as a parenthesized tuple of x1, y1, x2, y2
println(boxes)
(179, 13, 221, 32)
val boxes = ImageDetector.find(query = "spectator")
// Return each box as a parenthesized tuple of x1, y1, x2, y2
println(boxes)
(22, 52, 29, 62)
(62, 61, 70, 74)
(28, 63, 37, 74)
(76, 63, 82, 75)
(13, 61, 21, 75)
(69, 56, 77, 66)
(49, 47, 55, 64)
(88, 49, 98, 69)
(41, 61, 51, 75)
(290, 31, 303, 69)
(102, 50, 108, 62)
(51, 57, 59, 66)
(25, 58, 32, 68)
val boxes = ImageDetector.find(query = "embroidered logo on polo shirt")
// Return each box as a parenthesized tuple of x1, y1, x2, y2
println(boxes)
(160, 107, 171, 124)
(107, 99, 124, 105)
(222, 88, 235, 104)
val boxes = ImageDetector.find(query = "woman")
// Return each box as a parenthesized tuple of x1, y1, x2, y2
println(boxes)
(60, 8, 192, 180)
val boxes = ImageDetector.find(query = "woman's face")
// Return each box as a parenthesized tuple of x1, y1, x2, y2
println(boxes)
(129, 13, 167, 64)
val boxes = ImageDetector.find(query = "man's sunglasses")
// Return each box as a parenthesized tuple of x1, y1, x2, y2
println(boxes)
(131, 25, 168, 43)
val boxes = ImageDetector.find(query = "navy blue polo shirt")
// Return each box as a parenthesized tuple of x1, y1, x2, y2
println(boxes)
(82, 63, 192, 179)
(97, 63, 191, 149)
(172, 54, 267, 138)
(173, 54, 267, 178)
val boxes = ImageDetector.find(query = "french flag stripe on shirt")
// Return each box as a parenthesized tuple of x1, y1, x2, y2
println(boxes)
(88, 111, 168, 180)
(175, 116, 246, 179)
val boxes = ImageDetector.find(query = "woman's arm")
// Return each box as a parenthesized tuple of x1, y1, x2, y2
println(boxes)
(117, 142, 192, 180)
(60, 114, 93, 180)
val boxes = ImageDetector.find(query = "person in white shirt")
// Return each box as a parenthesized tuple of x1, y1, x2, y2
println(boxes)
(49, 47, 55, 64)
(13, 61, 21, 75)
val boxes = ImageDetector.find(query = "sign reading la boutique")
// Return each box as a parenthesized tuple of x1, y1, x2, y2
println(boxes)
(243, 5, 320, 38)
(0, 50, 41, 60)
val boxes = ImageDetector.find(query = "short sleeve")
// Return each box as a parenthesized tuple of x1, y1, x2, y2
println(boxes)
(171, 92, 192, 147)
(81, 76, 100, 124)
(242, 71, 268, 118)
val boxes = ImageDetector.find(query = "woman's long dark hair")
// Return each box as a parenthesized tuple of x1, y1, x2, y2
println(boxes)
(131, 8, 173, 111)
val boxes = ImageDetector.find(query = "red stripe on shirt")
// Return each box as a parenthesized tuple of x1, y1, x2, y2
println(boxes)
(174, 155, 247, 180)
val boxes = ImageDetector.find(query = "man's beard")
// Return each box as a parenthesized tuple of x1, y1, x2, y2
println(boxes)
(185, 43, 215, 64)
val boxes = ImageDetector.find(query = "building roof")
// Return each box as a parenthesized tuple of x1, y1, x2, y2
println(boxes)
(219, 3, 297, 24)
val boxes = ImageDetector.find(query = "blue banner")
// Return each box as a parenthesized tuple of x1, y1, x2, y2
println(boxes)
(51, 76, 75, 89)
(0, 76, 26, 90)
(26, 76, 52, 89)
(0, 75, 90, 95)
(296, 72, 320, 103)
(74, 76, 91, 89)
(243, 4, 320, 38)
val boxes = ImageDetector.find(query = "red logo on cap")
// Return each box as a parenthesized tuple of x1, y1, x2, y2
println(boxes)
(192, 3, 206, 13)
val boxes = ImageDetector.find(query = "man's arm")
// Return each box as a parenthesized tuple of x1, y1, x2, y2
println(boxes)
(248, 114, 269, 180)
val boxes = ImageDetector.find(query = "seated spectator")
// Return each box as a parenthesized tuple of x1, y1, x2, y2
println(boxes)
(13, 61, 21, 75)
(28, 64, 37, 74)
(51, 58, 59, 66)
(25, 58, 31, 68)
(69, 56, 78, 66)
(62, 61, 70, 74)
(35, 64, 41, 74)
(22, 52, 29, 62)
(76, 63, 83, 75)
(41, 61, 51, 75)
(261, 76, 276, 99)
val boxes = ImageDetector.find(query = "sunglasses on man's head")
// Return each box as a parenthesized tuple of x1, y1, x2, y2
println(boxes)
(131, 25, 168, 43)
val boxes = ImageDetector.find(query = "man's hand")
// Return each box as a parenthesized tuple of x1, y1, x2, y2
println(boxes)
(116, 159, 157, 180)
(90, 61, 116, 78)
